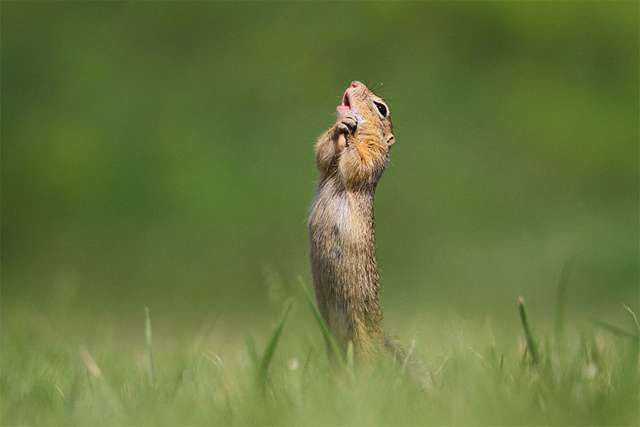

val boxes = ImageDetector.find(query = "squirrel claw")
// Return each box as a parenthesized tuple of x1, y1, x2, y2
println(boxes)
(335, 113, 357, 137)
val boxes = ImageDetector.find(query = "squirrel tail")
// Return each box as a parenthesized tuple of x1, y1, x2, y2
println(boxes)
(383, 335, 409, 362)
(383, 335, 431, 390)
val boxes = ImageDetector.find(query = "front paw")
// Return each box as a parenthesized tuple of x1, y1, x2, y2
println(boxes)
(335, 106, 357, 136)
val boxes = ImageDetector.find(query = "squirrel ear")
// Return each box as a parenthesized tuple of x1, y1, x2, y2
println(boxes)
(386, 134, 396, 146)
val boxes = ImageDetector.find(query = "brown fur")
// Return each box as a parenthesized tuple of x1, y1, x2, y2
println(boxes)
(308, 82, 395, 360)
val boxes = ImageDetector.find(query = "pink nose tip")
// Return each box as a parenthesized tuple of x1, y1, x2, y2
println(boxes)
(350, 81, 361, 88)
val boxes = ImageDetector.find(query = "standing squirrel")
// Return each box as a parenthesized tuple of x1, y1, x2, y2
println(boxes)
(308, 81, 396, 360)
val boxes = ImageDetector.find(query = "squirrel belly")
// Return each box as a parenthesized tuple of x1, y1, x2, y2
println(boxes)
(309, 179, 383, 357)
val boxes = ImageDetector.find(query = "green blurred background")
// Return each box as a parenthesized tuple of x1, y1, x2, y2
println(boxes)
(2, 2, 638, 334)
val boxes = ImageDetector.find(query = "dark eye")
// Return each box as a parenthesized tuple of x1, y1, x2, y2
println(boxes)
(373, 101, 388, 117)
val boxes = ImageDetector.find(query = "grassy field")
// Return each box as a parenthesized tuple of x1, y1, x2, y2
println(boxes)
(2, 2, 638, 426)
(2, 283, 638, 426)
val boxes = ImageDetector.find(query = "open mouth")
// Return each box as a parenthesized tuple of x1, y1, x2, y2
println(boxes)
(341, 89, 351, 108)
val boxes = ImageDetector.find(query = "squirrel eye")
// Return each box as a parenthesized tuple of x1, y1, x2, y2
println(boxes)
(373, 101, 388, 118)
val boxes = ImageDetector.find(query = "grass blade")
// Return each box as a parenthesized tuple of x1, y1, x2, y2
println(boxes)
(245, 335, 259, 369)
(591, 318, 639, 340)
(517, 297, 539, 366)
(258, 300, 293, 390)
(622, 304, 640, 337)
(144, 307, 156, 388)
(346, 340, 354, 370)
(79, 347, 125, 418)
(554, 257, 573, 339)
(621, 304, 640, 363)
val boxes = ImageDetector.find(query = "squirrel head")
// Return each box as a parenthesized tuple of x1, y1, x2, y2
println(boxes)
(336, 81, 395, 189)
(337, 81, 395, 148)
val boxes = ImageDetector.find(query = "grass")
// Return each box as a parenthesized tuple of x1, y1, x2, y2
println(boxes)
(1, 286, 638, 426)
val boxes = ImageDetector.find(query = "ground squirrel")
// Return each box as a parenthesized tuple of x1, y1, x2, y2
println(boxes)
(308, 81, 396, 360)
